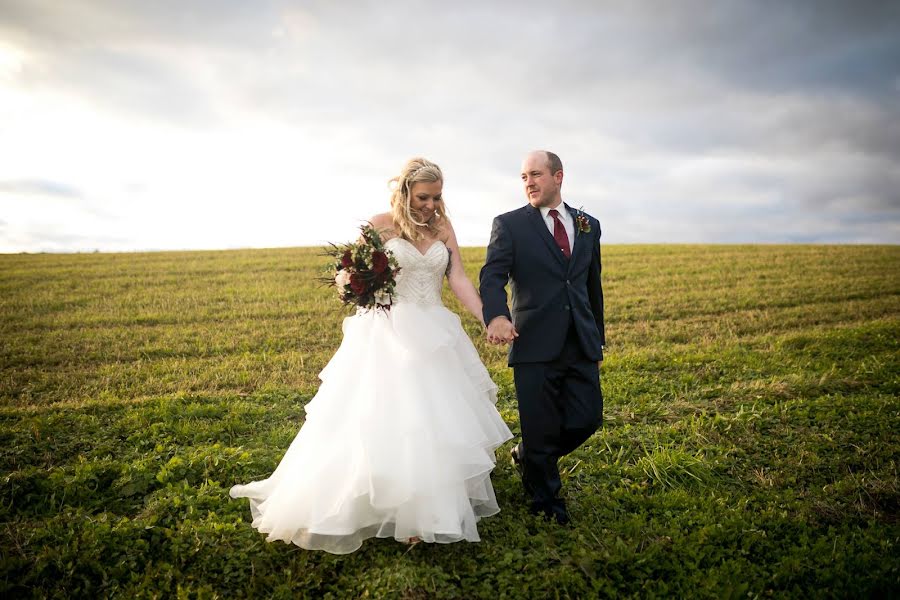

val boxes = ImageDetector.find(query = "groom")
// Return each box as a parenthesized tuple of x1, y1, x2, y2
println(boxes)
(479, 150, 605, 525)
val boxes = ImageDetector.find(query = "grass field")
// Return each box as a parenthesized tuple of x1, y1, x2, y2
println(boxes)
(1, 244, 898, 598)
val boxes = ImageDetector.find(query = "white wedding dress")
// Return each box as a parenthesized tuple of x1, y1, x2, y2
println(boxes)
(230, 238, 513, 554)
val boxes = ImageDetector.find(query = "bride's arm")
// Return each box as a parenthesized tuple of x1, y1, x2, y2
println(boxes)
(443, 221, 486, 327)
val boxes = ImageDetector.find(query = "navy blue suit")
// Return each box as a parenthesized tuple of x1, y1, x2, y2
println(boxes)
(479, 202, 605, 518)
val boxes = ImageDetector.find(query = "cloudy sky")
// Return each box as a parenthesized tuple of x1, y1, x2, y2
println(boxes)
(1, 0, 898, 252)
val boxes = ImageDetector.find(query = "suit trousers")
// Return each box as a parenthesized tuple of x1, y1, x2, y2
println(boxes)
(513, 322, 603, 516)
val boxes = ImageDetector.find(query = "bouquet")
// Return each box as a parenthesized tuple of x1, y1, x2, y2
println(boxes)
(325, 223, 401, 311)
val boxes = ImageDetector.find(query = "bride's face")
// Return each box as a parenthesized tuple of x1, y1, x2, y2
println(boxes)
(408, 180, 443, 223)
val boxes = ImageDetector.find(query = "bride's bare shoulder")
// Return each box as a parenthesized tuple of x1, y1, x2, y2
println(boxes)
(368, 213, 398, 241)
(436, 217, 456, 243)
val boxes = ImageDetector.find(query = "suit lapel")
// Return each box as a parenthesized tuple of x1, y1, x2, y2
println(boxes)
(525, 205, 567, 269)
(565, 203, 585, 273)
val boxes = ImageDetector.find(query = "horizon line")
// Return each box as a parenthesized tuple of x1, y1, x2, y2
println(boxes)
(3, 241, 899, 256)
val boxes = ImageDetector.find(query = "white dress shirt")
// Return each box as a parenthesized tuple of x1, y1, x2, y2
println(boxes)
(539, 202, 575, 254)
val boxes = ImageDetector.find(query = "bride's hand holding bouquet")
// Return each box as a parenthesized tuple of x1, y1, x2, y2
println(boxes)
(326, 223, 401, 312)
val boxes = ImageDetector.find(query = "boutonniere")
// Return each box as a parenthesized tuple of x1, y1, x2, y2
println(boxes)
(575, 207, 591, 234)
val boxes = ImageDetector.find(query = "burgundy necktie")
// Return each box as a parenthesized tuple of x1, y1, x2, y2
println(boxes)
(548, 209, 571, 259)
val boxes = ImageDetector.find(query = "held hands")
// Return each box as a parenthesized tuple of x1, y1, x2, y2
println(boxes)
(486, 316, 518, 345)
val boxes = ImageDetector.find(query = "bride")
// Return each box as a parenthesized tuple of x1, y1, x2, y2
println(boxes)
(230, 157, 513, 554)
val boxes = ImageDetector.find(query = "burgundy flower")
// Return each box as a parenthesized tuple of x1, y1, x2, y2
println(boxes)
(326, 224, 399, 313)
(341, 250, 353, 268)
(349, 273, 366, 295)
(371, 250, 388, 274)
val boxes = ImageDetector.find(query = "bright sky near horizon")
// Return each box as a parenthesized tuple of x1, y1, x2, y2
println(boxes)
(1, 0, 899, 253)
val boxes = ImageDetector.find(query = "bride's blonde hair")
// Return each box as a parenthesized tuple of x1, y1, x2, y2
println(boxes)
(389, 157, 450, 241)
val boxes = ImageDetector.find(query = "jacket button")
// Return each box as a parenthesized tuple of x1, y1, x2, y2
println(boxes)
(566, 279, 570, 285)
(565, 305, 570, 311)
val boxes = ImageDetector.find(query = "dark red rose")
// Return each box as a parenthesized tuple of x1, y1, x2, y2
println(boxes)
(341, 249, 353, 268)
(349, 273, 366, 295)
(371, 251, 388, 274)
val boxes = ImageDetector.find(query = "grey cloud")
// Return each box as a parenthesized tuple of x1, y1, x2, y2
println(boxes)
(14, 229, 134, 252)
(0, 0, 278, 48)
(7, 1, 899, 111)
(0, 0, 279, 125)
(58, 47, 218, 125)
(0, 180, 121, 220)
(1, 0, 898, 246)
(0, 179, 83, 198)
(602, 197, 899, 244)
(568, 0, 900, 97)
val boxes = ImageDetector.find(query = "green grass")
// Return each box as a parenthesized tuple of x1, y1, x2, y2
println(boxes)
(1, 244, 898, 598)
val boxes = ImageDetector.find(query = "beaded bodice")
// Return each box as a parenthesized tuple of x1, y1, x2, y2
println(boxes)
(385, 238, 448, 307)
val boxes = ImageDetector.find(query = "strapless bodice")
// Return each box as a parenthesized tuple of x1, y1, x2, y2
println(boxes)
(385, 237, 448, 307)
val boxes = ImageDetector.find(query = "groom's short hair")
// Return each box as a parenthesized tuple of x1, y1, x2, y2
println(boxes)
(545, 151, 563, 176)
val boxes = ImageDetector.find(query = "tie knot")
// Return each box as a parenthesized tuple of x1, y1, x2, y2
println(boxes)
(549, 209, 561, 220)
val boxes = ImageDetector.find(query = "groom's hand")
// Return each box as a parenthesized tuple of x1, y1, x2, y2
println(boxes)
(486, 316, 518, 345)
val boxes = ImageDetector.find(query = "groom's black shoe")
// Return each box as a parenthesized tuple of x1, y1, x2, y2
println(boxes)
(552, 507, 571, 526)
(529, 501, 571, 526)
(550, 497, 571, 526)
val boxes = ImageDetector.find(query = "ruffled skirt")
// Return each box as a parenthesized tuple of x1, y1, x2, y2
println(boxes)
(229, 302, 513, 554)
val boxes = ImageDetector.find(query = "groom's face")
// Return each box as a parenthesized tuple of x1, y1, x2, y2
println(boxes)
(521, 153, 562, 208)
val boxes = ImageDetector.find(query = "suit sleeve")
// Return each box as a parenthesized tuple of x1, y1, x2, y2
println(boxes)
(587, 222, 606, 346)
(479, 216, 514, 325)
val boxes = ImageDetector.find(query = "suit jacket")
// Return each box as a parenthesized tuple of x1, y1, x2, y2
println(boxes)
(479, 203, 605, 365)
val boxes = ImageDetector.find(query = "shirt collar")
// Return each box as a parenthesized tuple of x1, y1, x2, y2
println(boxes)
(540, 202, 569, 220)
